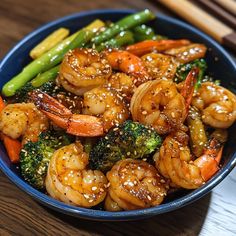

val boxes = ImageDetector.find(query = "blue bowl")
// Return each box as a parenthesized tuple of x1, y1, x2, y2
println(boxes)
(0, 9, 236, 221)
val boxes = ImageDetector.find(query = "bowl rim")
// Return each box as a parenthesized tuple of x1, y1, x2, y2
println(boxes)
(0, 9, 236, 221)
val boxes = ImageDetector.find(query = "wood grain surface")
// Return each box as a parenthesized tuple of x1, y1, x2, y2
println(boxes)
(0, 0, 236, 235)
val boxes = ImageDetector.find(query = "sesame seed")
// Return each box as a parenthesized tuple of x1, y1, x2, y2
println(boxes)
(142, 110, 147, 115)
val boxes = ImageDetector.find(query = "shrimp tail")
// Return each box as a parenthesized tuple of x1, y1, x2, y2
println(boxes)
(126, 39, 191, 56)
(30, 90, 72, 116)
(181, 68, 199, 116)
(30, 90, 104, 137)
(194, 138, 223, 181)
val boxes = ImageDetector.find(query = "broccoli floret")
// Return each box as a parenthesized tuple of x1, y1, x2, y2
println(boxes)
(39, 80, 65, 97)
(89, 120, 162, 172)
(174, 59, 207, 89)
(20, 130, 74, 191)
(13, 82, 35, 103)
(13, 80, 63, 103)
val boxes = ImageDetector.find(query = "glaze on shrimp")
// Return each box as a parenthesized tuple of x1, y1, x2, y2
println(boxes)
(105, 159, 168, 211)
(0, 103, 48, 144)
(155, 130, 223, 189)
(141, 53, 178, 80)
(130, 79, 186, 134)
(83, 86, 129, 131)
(46, 141, 108, 208)
(192, 82, 236, 128)
(58, 48, 112, 95)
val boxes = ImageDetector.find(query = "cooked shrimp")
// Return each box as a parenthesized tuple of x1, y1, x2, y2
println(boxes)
(126, 39, 191, 56)
(46, 141, 108, 208)
(104, 192, 123, 212)
(155, 130, 223, 189)
(165, 43, 207, 64)
(106, 73, 135, 99)
(30, 90, 104, 137)
(105, 159, 168, 211)
(83, 86, 129, 131)
(192, 82, 236, 128)
(130, 79, 186, 134)
(105, 50, 151, 86)
(141, 53, 178, 80)
(0, 103, 48, 144)
(58, 48, 112, 95)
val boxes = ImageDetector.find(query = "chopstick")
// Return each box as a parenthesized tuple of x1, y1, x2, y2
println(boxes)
(158, 0, 236, 51)
(198, 0, 236, 29)
(214, 0, 236, 16)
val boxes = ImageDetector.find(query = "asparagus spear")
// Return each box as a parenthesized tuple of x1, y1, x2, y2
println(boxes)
(91, 10, 155, 45)
(96, 31, 134, 52)
(31, 65, 60, 87)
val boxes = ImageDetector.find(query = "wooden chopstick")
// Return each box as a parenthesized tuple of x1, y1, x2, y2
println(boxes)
(198, 0, 236, 30)
(214, 0, 236, 17)
(158, 0, 236, 51)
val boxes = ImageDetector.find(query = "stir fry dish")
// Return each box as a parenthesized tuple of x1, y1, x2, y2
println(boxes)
(0, 10, 236, 211)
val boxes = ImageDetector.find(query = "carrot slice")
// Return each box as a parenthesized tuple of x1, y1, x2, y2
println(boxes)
(2, 135, 21, 163)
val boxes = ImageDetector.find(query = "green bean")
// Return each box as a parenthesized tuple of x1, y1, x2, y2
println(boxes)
(96, 31, 134, 52)
(2, 30, 94, 96)
(91, 10, 155, 45)
(133, 24, 155, 42)
(133, 24, 167, 42)
(31, 65, 60, 87)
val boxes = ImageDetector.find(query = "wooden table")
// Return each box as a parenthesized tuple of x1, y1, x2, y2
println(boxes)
(0, 0, 235, 235)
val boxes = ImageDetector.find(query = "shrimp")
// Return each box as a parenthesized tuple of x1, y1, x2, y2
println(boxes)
(155, 130, 223, 189)
(192, 82, 236, 128)
(0, 103, 48, 144)
(83, 86, 129, 131)
(58, 48, 112, 95)
(45, 141, 108, 208)
(105, 159, 168, 211)
(106, 72, 135, 99)
(105, 50, 151, 86)
(30, 90, 104, 137)
(126, 39, 191, 56)
(141, 53, 178, 80)
(130, 79, 186, 134)
(165, 43, 207, 64)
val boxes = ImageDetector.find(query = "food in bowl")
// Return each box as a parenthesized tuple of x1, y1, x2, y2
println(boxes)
(0, 10, 235, 212)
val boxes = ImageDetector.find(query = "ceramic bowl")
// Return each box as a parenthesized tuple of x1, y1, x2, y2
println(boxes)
(0, 9, 235, 221)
